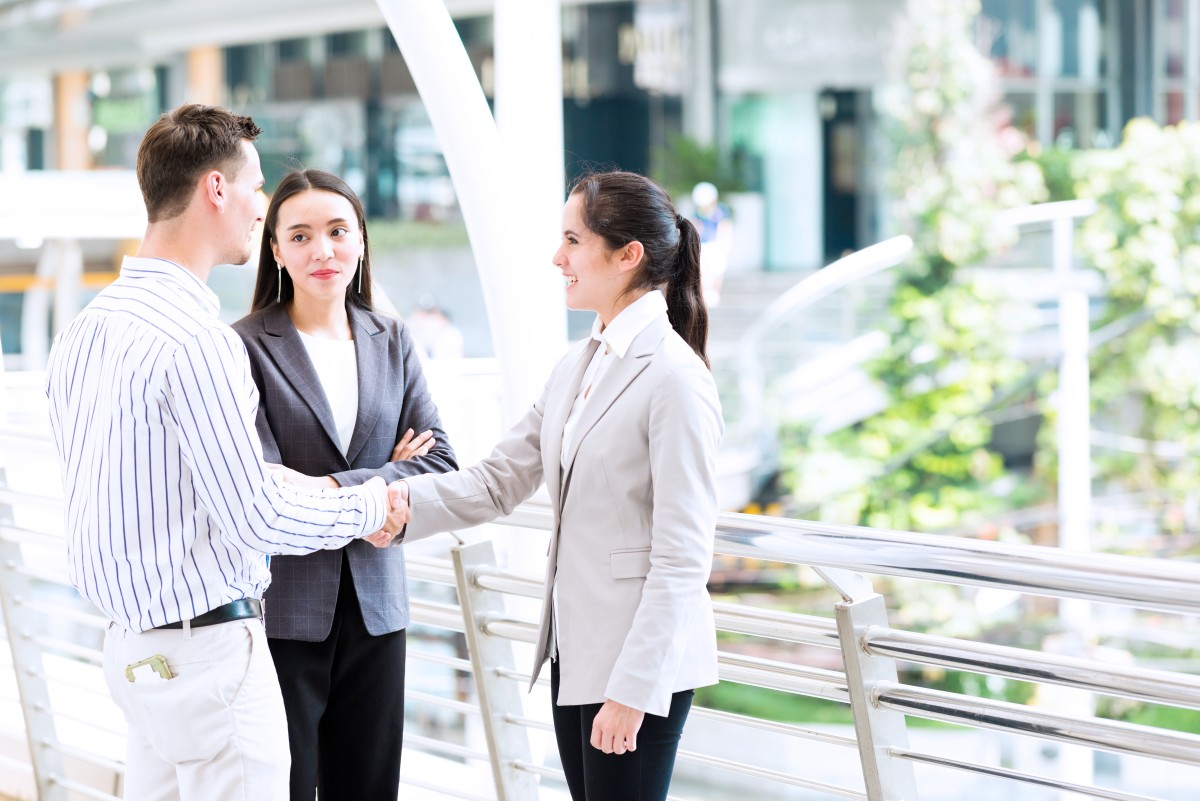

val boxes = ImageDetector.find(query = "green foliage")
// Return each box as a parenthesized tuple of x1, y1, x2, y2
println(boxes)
(650, 134, 746, 199)
(1018, 145, 1080, 201)
(1068, 119, 1200, 524)
(366, 219, 470, 250)
(781, 0, 1045, 531)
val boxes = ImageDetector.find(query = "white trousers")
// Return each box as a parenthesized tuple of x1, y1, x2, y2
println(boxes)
(102, 618, 291, 801)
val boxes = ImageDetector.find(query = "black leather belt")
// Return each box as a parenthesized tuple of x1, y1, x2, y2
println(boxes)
(155, 599, 262, 630)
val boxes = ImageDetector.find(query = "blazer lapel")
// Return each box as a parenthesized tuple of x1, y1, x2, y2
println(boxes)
(259, 304, 344, 457)
(344, 306, 386, 464)
(560, 318, 668, 486)
(543, 337, 601, 508)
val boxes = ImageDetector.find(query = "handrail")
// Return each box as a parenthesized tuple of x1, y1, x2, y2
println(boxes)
(733, 234, 913, 440)
(502, 502, 1200, 614)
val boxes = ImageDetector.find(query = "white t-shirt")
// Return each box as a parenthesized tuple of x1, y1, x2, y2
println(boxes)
(296, 330, 359, 456)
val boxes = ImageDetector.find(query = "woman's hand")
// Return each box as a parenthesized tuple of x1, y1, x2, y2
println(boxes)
(267, 463, 338, 489)
(391, 428, 435, 462)
(589, 699, 645, 755)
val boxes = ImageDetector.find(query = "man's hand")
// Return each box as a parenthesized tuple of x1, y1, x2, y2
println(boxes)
(589, 699, 645, 755)
(391, 428, 435, 461)
(366, 479, 410, 548)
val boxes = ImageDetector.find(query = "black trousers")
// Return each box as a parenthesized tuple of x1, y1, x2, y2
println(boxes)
(551, 660, 694, 801)
(267, 557, 407, 801)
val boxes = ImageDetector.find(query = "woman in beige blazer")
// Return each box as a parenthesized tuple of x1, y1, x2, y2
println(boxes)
(395, 171, 723, 800)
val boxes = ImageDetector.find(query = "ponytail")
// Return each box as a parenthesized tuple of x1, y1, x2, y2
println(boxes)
(669, 216, 710, 368)
(570, 170, 711, 369)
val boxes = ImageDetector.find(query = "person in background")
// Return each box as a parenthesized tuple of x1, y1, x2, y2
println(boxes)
(393, 170, 723, 801)
(690, 180, 733, 307)
(233, 168, 457, 801)
(45, 105, 409, 801)
(408, 292, 465, 360)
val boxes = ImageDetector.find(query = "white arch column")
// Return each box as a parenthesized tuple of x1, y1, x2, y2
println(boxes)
(375, 0, 566, 424)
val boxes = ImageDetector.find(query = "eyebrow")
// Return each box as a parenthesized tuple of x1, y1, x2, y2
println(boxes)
(285, 218, 352, 231)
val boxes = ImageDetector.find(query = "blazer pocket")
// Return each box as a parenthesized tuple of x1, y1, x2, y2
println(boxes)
(610, 547, 652, 579)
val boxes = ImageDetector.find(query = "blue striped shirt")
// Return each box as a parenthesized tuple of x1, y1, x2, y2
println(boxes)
(45, 256, 389, 632)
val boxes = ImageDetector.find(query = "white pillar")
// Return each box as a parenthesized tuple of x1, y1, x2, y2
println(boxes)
(375, 0, 566, 424)
(684, 0, 715, 145)
(1054, 214, 1094, 798)
(21, 239, 82, 371)
(494, 0, 567, 404)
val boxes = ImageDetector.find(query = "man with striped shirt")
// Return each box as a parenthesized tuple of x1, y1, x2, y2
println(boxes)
(45, 104, 409, 801)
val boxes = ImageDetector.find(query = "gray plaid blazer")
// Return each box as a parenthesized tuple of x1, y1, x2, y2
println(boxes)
(233, 303, 457, 641)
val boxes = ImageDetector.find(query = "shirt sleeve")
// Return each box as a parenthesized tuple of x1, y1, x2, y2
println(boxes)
(163, 325, 388, 554)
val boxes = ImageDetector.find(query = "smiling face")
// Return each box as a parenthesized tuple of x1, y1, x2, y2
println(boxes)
(270, 189, 364, 306)
(552, 192, 632, 320)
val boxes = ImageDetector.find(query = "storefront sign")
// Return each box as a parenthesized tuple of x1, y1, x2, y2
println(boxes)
(718, 0, 905, 91)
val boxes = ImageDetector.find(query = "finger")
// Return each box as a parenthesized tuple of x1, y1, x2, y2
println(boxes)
(589, 723, 603, 751)
(626, 731, 637, 752)
(613, 737, 627, 755)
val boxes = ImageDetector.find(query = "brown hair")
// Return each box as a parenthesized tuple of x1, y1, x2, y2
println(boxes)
(570, 170, 709, 367)
(250, 169, 374, 313)
(136, 104, 262, 223)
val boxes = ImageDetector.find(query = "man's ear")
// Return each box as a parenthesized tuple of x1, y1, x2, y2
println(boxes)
(616, 240, 644, 274)
(204, 170, 226, 211)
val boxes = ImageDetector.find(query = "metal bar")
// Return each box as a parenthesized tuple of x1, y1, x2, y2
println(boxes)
(836, 595, 916, 801)
(403, 733, 490, 762)
(498, 502, 1200, 615)
(409, 598, 467, 633)
(499, 713, 553, 733)
(712, 602, 840, 646)
(470, 566, 544, 599)
(717, 652, 850, 702)
(673, 749, 868, 800)
(404, 689, 480, 717)
(889, 747, 1160, 801)
(47, 775, 119, 801)
(49, 742, 124, 775)
(452, 542, 537, 800)
(405, 649, 474, 674)
(478, 615, 538, 644)
(863, 626, 1200, 710)
(875, 682, 1200, 766)
(689, 706, 858, 748)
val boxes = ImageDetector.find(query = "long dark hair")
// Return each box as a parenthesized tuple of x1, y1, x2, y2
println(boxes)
(570, 170, 709, 367)
(250, 169, 374, 313)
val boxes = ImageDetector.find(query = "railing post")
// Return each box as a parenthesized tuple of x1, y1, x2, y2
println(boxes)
(836, 593, 919, 801)
(0, 468, 69, 801)
(452, 540, 538, 801)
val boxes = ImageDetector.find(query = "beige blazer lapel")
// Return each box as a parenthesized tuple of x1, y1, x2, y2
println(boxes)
(559, 318, 668, 494)
(542, 337, 601, 509)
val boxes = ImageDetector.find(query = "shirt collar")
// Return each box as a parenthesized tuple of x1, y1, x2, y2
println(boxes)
(119, 255, 221, 317)
(590, 289, 668, 359)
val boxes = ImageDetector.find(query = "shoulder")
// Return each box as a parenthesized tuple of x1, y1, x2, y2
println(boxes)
(231, 307, 270, 339)
(648, 329, 719, 405)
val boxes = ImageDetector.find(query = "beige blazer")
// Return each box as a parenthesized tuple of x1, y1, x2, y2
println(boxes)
(404, 315, 723, 716)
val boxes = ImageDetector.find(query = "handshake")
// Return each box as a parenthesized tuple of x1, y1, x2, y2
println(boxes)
(365, 478, 411, 548)
(270, 466, 411, 549)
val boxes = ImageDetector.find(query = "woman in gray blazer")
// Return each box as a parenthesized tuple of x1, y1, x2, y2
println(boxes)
(233, 169, 457, 801)
(394, 171, 723, 801)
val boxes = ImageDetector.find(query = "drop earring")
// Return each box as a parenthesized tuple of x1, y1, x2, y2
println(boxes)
(276, 262, 283, 303)
(357, 256, 363, 293)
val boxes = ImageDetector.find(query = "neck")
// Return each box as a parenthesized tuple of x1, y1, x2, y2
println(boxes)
(598, 287, 648, 329)
(288, 295, 352, 339)
(138, 220, 216, 283)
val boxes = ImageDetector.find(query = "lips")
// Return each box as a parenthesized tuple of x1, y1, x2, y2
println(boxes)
(311, 270, 338, 279)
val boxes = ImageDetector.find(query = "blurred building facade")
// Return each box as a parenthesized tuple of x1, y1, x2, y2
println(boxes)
(0, 0, 1198, 357)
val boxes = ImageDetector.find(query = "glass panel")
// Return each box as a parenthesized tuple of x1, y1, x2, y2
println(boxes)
(980, 0, 1039, 77)
(1004, 92, 1037, 139)
(1049, 0, 1106, 80)
(1163, 0, 1187, 79)
(1052, 90, 1108, 147)
(1163, 91, 1186, 123)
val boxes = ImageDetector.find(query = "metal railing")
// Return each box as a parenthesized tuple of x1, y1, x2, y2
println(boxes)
(4, 415, 1200, 801)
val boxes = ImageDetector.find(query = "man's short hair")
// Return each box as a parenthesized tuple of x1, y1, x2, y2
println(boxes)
(136, 104, 262, 223)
